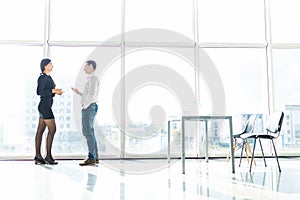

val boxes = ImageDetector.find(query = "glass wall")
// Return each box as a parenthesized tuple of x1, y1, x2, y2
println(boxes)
(0, 0, 299, 159)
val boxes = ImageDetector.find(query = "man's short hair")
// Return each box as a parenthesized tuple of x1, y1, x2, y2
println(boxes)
(86, 60, 97, 70)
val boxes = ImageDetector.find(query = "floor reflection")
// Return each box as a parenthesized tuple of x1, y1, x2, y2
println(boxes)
(86, 173, 97, 192)
(0, 158, 299, 200)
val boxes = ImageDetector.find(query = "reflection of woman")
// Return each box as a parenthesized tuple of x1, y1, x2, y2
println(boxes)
(34, 58, 63, 165)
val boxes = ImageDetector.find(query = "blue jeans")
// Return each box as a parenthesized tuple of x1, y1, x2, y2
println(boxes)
(82, 103, 98, 160)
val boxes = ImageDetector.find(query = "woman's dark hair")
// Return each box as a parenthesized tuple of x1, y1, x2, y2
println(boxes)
(86, 60, 97, 70)
(40, 58, 51, 73)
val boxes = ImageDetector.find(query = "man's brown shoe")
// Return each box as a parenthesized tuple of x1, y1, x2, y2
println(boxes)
(79, 158, 96, 166)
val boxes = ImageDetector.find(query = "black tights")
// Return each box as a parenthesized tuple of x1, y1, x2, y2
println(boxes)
(35, 118, 56, 159)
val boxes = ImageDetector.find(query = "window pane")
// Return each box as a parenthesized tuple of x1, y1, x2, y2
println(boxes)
(0, 0, 44, 40)
(273, 50, 300, 107)
(95, 48, 122, 157)
(50, 0, 121, 42)
(194, 48, 268, 157)
(271, 0, 300, 43)
(50, 46, 121, 157)
(48, 47, 94, 156)
(205, 48, 268, 114)
(124, 47, 196, 156)
(273, 49, 300, 155)
(0, 45, 43, 156)
(125, 0, 194, 41)
(198, 0, 265, 43)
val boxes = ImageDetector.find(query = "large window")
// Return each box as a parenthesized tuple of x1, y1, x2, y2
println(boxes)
(0, 0, 299, 159)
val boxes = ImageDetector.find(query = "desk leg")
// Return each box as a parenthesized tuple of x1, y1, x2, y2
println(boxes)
(168, 121, 170, 163)
(205, 120, 208, 162)
(229, 118, 235, 173)
(182, 118, 185, 174)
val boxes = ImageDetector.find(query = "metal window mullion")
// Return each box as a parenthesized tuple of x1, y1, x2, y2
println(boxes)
(48, 41, 122, 47)
(194, 0, 201, 157)
(264, 0, 275, 114)
(120, 0, 126, 159)
(272, 43, 300, 49)
(43, 0, 51, 57)
(0, 40, 43, 45)
(194, 0, 200, 109)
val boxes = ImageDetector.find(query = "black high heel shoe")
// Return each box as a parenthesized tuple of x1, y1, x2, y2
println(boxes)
(45, 156, 58, 165)
(34, 157, 46, 165)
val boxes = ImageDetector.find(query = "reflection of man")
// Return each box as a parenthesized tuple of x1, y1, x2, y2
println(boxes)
(72, 60, 99, 166)
(86, 173, 97, 192)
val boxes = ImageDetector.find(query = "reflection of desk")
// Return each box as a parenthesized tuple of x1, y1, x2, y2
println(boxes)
(167, 116, 235, 174)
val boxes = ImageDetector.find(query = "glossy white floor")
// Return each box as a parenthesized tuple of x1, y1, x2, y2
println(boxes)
(1, 157, 300, 200)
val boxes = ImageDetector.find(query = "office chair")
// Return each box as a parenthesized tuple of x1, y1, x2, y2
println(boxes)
(226, 114, 257, 167)
(241, 111, 284, 172)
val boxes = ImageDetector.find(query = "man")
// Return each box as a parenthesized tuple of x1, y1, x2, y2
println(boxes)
(72, 60, 99, 166)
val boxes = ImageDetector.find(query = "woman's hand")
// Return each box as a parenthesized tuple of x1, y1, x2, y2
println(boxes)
(52, 88, 64, 95)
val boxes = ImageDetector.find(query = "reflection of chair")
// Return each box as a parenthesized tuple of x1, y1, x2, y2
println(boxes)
(241, 111, 284, 172)
(226, 114, 257, 166)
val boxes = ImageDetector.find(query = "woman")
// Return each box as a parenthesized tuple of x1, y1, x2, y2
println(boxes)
(34, 58, 63, 164)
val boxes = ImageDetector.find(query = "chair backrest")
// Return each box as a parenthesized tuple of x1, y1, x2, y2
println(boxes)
(243, 114, 257, 134)
(266, 111, 284, 137)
